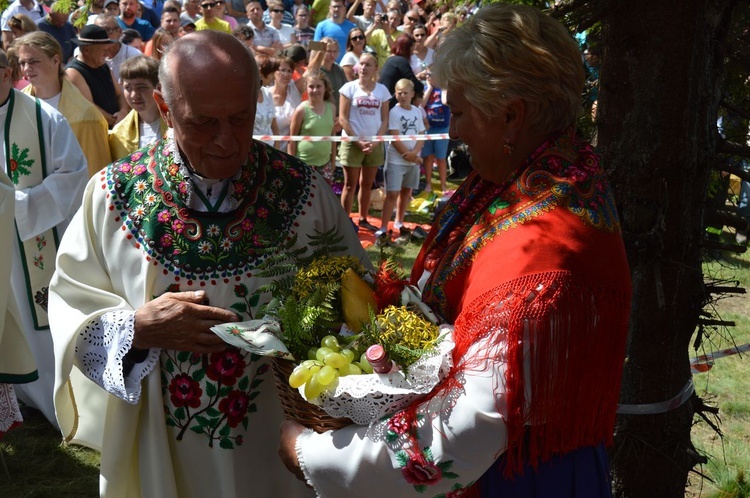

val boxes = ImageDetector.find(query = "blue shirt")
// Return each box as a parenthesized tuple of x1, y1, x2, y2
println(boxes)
(313, 18, 355, 63)
(36, 17, 76, 63)
(116, 17, 155, 41)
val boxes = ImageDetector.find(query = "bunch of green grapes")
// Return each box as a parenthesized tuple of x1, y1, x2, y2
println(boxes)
(288, 335, 375, 400)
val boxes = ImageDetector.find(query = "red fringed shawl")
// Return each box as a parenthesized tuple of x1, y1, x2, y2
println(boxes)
(409, 129, 632, 478)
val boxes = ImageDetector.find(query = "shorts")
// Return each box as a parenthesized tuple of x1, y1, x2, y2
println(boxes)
(420, 126, 450, 160)
(383, 160, 420, 192)
(338, 140, 385, 167)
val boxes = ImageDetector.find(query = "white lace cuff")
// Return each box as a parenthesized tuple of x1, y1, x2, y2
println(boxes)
(75, 310, 160, 404)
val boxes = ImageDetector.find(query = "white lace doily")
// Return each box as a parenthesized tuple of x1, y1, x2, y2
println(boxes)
(301, 326, 454, 425)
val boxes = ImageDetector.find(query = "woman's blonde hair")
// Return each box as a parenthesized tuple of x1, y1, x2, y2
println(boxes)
(432, 3, 585, 136)
(9, 14, 38, 35)
(4, 44, 23, 84)
(13, 31, 64, 80)
(150, 29, 174, 62)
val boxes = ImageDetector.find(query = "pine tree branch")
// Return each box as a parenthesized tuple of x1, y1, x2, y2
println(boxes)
(715, 162, 750, 182)
(696, 318, 736, 327)
(700, 238, 748, 253)
(720, 99, 750, 122)
(704, 209, 750, 232)
(717, 138, 750, 157)
(703, 285, 746, 295)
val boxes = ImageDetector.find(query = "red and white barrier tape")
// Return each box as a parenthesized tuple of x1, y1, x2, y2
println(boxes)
(617, 343, 749, 415)
(690, 343, 750, 373)
(253, 133, 451, 142)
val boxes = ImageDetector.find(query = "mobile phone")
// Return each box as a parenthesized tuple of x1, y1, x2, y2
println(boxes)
(308, 40, 326, 51)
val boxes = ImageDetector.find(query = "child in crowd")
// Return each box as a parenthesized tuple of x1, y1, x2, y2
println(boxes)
(420, 72, 449, 193)
(288, 70, 337, 186)
(109, 55, 167, 162)
(376, 78, 425, 245)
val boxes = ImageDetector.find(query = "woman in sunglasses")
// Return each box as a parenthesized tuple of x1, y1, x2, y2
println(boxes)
(340, 28, 368, 81)
(409, 23, 433, 82)
(267, 0, 297, 48)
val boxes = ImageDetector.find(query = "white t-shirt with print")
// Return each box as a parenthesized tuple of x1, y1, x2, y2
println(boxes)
(387, 103, 425, 166)
(339, 80, 391, 138)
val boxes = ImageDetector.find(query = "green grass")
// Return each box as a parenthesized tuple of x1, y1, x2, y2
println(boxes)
(0, 409, 99, 497)
(688, 232, 750, 497)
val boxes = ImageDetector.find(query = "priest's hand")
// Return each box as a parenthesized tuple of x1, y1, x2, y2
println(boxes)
(133, 290, 238, 353)
(279, 420, 308, 483)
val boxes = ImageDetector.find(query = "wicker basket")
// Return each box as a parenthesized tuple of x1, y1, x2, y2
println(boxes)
(271, 357, 351, 433)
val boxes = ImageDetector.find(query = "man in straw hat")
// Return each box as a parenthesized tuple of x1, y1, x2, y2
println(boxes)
(65, 24, 129, 127)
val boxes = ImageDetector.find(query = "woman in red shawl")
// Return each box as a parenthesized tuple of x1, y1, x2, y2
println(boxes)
(279, 4, 632, 497)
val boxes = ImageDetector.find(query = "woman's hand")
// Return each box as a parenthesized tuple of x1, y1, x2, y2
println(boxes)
(279, 420, 308, 482)
(358, 140, 374, 153)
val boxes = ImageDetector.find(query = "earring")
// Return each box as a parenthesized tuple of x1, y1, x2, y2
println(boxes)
(503, 139, 515, 156)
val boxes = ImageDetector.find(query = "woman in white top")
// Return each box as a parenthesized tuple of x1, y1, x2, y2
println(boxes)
(267, 0, 297, 47)
(338, 52, 390, 231)
(255, 53, 280, 148)
(340, 27, 368, 81)
(272, 55, 305, 151)
(410, 23, 434, 81)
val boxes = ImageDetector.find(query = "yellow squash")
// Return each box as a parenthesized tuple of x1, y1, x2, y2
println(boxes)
(340, 269, 377, 332)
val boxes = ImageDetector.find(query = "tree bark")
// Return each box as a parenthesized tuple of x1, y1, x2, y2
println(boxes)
(597, 1, 738, 496)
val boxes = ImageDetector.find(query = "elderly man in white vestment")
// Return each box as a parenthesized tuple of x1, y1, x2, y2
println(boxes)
(49, 30, 368, 497)
(0, 48, 88, 431)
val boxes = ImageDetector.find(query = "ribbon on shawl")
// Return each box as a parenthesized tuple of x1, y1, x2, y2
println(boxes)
(3, 90, 58, 330)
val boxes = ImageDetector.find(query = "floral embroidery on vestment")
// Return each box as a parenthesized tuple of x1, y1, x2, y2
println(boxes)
(107, 137, 318, 447)
(105, 136, 317, 283)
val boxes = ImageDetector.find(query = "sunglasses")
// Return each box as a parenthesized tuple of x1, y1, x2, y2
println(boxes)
(271, 8, 284, 13)
(351, 35, 365, 41)
(200, 1, 223, 8)
(406, 16, 419, 21)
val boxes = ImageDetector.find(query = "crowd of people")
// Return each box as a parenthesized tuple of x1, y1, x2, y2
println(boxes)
(0, 1, 634, 497)
(0, 0, 464, 235)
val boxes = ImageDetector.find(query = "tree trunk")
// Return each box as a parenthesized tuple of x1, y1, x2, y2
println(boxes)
(597, 1, 738, 496)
